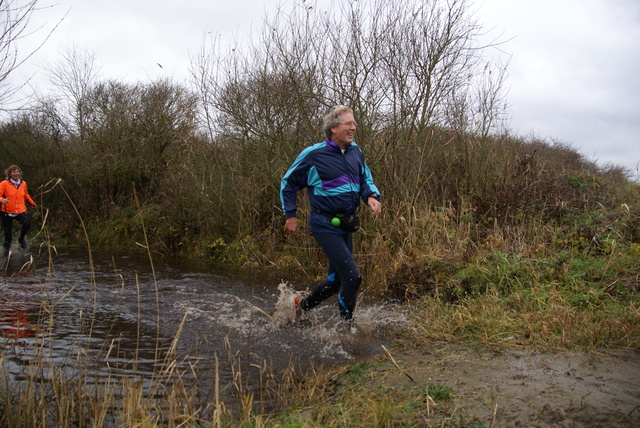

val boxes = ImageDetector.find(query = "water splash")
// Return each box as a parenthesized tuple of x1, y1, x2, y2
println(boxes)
(271, 282, 300, 326)
(267, 281, 409, 358)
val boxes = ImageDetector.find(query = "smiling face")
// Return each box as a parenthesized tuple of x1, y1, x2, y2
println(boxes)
(330, 112, 357, 148)
(9, 168, 21, 181)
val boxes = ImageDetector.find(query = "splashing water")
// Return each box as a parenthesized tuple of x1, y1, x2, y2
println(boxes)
(271, 282, 301, 326)
(269, 281, 408, 357)
(2, 248, 409, 397)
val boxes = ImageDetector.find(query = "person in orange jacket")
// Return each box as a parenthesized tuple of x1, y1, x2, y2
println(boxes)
(0, 165, 36, 251)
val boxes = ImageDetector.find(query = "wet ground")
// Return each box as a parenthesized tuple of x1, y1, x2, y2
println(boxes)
(372, 344, 640, 427)
(0, 245, 406, 399)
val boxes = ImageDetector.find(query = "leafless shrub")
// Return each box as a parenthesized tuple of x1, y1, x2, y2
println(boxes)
(1, 0, 62, 109)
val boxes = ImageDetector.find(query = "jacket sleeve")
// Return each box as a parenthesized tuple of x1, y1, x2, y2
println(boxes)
(0, 182, 5, 212)
(280, 147, 313, 218)
(358, 150, 380, 203)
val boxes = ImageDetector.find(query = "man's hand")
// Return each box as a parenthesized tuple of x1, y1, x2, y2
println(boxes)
(285, 217, 300, 234)
(367, 196, 382, 217)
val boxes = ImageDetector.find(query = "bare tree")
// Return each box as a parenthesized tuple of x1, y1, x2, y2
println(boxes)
(189, 0, 512, 226)
(190, 2, 327, 152)
(192, 0, 506, 143)
(44, 44, 99, 140)
(1, 0, 61, 109)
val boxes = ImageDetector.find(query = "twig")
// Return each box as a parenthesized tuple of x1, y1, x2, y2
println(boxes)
(381, 345, 415, 383)
(490, 402, 498, 427)
(252, 305, 273, 319)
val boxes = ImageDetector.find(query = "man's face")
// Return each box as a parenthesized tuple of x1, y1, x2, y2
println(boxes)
(331, 113, 357, 147)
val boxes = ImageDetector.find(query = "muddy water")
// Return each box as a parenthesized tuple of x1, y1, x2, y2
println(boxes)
(0, 246, 406, 403)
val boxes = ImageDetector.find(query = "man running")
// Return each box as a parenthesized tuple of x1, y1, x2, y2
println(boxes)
(280, 105, 382, 323)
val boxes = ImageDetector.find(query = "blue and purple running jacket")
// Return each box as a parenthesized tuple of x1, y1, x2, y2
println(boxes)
(280, 138, 380, 233)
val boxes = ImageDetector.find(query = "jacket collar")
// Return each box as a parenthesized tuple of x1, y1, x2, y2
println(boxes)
(326, 138, 354, 152)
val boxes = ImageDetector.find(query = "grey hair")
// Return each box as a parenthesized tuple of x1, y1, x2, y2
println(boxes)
(322, 105, 353, 139)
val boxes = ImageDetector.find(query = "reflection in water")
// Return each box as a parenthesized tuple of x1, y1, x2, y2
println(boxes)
(0, 246, 407, 415)
(1, 308, 36, 341)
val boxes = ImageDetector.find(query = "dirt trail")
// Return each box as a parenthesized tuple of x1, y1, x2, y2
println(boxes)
(375, 345, 640, 427)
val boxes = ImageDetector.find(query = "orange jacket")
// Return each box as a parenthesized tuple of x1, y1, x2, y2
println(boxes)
(0, 180, 36, 214)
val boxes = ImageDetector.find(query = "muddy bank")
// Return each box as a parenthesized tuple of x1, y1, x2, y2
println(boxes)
(368, 344, 640, 427)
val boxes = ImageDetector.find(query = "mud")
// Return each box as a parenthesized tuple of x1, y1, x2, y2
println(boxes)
(373, 344, 640, 427)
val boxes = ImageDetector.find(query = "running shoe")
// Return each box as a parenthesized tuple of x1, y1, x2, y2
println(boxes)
(293, 295, 302, 319)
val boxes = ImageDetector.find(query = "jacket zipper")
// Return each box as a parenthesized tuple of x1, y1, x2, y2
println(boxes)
(341, 147, 358, 214)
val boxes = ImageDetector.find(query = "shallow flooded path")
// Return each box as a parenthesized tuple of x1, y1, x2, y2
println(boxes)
(0, 246, 406, 407)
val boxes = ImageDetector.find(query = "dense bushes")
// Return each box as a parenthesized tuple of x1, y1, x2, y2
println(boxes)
(0, 0, 637, 288)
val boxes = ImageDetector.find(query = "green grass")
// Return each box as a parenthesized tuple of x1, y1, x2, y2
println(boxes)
(403, 244, 639, 351)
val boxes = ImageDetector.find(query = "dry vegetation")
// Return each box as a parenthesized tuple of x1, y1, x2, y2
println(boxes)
(1, 0, 638, 426)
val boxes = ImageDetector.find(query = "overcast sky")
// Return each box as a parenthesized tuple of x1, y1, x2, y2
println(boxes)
(10, 0, 640, 177)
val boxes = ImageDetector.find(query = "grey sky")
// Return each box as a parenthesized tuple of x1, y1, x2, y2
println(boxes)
(480, 0, 639, 176)
(11, 0, 640, 177)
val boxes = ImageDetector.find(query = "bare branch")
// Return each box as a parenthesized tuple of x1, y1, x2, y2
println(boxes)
(1, 0, 66, 109)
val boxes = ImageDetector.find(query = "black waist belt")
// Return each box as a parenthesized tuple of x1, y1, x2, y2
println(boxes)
(311, 206, 354, 218)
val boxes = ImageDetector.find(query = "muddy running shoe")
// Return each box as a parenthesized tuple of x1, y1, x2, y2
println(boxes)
(293, 295, 303, 319)
(19, 238, 27, 249)
(335, 319, 356, 335)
